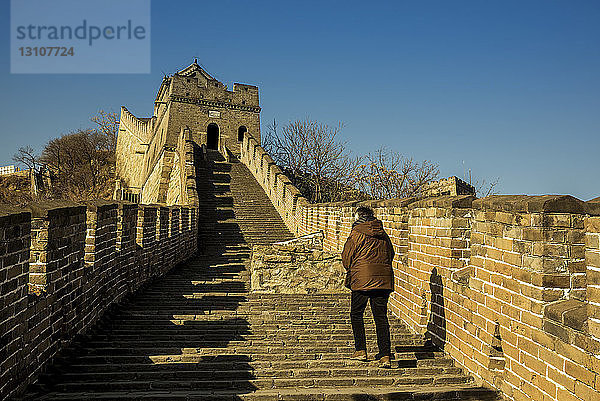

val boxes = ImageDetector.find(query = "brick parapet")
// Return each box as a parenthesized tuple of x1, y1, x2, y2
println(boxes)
(236, 136, 600, 400)
(239, 132, 308, 235)
(27, 201, 87, 296)
(157, 205, 169, 274)
(0, 202, 198, 399)
(0, 206, 31, 399)
(240, 186, 600, 400)
(585, 198, 600, 343)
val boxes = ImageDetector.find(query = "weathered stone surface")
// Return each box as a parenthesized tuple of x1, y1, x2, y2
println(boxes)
(251, 233, 347, 294)
(473, 194, 586, 214)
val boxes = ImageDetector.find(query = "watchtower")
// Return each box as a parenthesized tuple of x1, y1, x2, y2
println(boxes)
(155, 60, 261, 150)
(114, 60, 261, 203)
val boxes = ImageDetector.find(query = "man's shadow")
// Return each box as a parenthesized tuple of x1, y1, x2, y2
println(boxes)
(426, 266, 447, 350)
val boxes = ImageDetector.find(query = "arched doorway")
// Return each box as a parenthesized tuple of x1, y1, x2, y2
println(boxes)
(238, 126, 247, 142)
(207, 123, 219, 149)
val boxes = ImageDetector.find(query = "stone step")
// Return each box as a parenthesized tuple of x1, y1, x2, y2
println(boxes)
(106, 312, 397, 320)
(95, 324, 410, 333)
(54, 357, 450, 372)
(56, 353, 455, 369)
(39, 373, 473, 393)
(48, 365, 464, 382)
(26, 385, 500, 400)
(81, 335, 425, 345)
(77, 332, 423, 344)
(70, 345, 436, 357)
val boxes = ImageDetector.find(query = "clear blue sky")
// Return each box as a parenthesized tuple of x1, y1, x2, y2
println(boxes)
(1, 1, 598, 200)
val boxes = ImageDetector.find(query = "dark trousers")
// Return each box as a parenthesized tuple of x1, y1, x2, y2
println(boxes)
(350, 290, 392, 357)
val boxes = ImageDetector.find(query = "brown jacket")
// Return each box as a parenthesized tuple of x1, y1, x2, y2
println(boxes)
(342, 219, 395, 291)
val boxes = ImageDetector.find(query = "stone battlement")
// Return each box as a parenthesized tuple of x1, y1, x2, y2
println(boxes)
(421, 175, 476, 197)
(0, 201, 198, 399)
(119, 106, 155, 143)
(239, 132, 309, 235)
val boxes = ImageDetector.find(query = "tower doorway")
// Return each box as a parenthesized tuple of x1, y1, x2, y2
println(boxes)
(207, 123, 219, 149)
(238, 126, 247, 142)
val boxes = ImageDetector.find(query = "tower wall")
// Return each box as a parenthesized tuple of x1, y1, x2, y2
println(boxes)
(115, 61, 261, 204)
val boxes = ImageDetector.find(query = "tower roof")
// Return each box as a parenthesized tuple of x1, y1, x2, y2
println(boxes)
(176, 60, 215, 81)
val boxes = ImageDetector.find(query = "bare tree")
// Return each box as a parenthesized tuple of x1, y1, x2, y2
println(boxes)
(473, 177, 500, 197)
(305, 121, 347, 202)
(261, 118, 278, 157)
(264, 118, 357, 203)
(91, 110, 118, 154)
(352, 148, 440, 199)
(40, 128, 115, 200)
(11, 146, 48, 199)
(463, 168, 500, 197)
(264, 120, 444, 202)
(36, 110, 118, 200)
(12, 146, 40, 174)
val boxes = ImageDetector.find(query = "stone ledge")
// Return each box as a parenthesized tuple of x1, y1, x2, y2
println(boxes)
(81, 200, 120, 213)
(26, 201, 86, 218)
(541, 299, 600, 356)
(473, 195, 586, 214)
(308, 197, 419, 209)
(407, 195, 475, 210)
(309, 200, 359, 207)
(363, 197, 420, 209)
(0, 206, 30, 223)
(544, 299, 587, 332)
(114, 201, 138, 211)
(586, 197, 600, 216)
(451, 266, 473, 286)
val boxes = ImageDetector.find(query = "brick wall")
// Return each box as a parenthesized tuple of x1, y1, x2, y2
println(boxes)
(238, 135, 600, 401)
(0, 206, 31, 399)
(239, 132, 308, 235)
(297, 196, 600, 401)
(0, 201, 198, 399)
(586, 199, 600, 350)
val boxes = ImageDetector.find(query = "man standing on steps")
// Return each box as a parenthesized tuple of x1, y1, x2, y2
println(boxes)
(342, 206, 394, 368)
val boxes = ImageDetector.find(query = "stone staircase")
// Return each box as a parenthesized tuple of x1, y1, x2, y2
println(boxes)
(22, 149, 499, 400)
(197, 150, 294, 253)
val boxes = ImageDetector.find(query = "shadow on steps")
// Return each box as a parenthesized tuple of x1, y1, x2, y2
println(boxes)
(22, 247, 259, 399)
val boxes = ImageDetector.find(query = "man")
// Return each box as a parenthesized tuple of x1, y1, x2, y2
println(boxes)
(342, 206, 395, 368)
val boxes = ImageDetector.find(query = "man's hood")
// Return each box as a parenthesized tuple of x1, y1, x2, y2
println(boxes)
(353, 219, 387, 239)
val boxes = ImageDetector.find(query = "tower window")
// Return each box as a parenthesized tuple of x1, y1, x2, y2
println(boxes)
(207, 123, 219, 149)
(238, 126, 247, 142)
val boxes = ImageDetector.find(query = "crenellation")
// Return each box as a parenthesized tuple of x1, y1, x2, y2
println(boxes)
(0, 206, 30, 399)
(0, 201, 198, 400)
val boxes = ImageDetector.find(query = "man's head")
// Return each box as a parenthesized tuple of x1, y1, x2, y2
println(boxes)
(355, 206, 374, 221)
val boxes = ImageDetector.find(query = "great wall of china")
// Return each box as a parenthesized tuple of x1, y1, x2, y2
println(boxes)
(1, 62, 598, 400)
